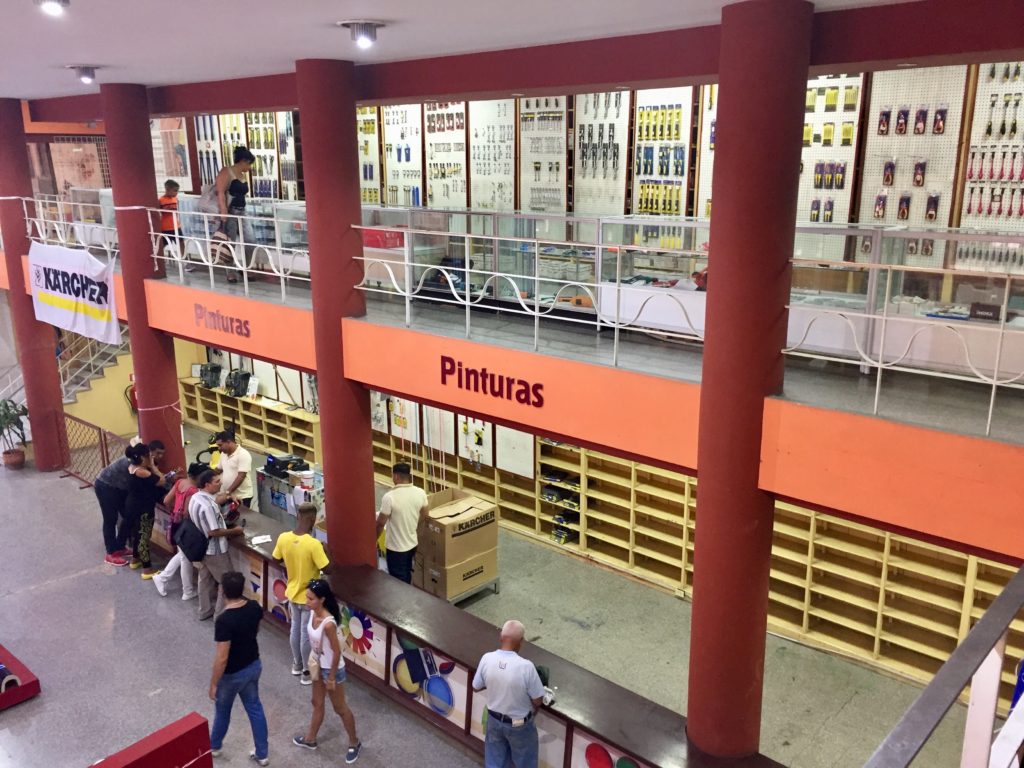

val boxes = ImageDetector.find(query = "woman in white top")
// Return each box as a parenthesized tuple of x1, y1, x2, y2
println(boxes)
(292, 579, 362, 764)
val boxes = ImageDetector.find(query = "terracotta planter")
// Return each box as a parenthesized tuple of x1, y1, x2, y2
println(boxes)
(3, 448, 26, 470)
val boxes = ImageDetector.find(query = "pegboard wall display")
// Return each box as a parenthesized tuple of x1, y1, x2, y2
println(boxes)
(425, 101, 468, 210)
(573, 90, 631, 216)
(383, 104, 424, 207)
(275, 111, 299, 201)
(697, 76, 863, 259)
(357, 106, 381, 205)
(519, 96, 568, 213)
(857, 66, 968, 264)
(194, 115, 223, 188)
(245, 112, 280, 199)
(631, 87, 694, 217)
(696, 84, 717, 220)
(961, 61, 1024, 243)
(797, 74, 864, 260)
(469, 99, 516, 211)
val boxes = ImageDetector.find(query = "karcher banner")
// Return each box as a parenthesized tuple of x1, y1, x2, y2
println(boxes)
(28, 242, 121, 344)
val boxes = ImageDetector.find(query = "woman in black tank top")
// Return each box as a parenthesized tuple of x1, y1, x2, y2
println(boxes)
(214, 146, 255, 282)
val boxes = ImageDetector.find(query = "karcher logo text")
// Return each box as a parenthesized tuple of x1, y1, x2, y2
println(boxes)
(39, 267, 109, 306)
(461, 565, 484, 582)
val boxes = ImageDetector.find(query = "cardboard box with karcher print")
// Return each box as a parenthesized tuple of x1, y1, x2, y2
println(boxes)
(416, 488, 497, 600)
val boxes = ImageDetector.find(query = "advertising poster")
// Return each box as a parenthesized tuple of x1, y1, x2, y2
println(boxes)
(150, 117, 191, 191)
(339, 604, 388, 680)
(50, 142, 103, 195)
(390, 632, 469, 730)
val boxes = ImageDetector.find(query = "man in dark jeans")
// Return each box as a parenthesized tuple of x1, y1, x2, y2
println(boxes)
(94, 439, 166, 567)
(375, 463, 429, 584)
(208, 571, 269, 765)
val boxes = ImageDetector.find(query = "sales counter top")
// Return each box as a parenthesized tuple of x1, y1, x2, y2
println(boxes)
(330, 564, 782, 768)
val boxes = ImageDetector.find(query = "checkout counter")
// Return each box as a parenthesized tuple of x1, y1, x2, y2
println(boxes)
(150, 464, 779, 768)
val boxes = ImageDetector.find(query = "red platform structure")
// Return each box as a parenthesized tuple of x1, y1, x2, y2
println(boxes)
(90, 712, 212, 768)
(0, 643, 41, 711)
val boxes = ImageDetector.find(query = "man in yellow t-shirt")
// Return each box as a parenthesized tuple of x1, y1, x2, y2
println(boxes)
(272, 503, 330, 686)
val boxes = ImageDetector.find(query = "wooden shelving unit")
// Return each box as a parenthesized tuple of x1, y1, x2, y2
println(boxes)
(367, 429, 1024, 714)
(179, 377, 321, 463)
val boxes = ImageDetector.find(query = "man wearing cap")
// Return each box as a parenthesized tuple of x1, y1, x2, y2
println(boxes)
(473, 619, 545, 768)
(375, 462, 429, 584)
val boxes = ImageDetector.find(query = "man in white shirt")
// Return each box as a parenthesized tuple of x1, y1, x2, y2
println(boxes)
(190, 469, 245, 621)
(215, 431, 254, 508)
(375, 462, 429, 584)
(473, 620, 545, 768)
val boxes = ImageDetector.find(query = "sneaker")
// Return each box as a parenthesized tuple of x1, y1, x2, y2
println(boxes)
(182, 591, 197, 601)
(114, 548, 132, 558)
(292, 735, 317, 750)
(210, 748, 222, 758)
(141, 570, 161, 581)
(249, 751, 269, 766)
(300, 671, 312, 686)
(153, 575, 167, 596)
(104, 554, 128, 567)
(345, 742, 362, 764)
(291, 663, 303, 676)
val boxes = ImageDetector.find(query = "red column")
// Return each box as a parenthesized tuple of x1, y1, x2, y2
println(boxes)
(295, 60, 376, 566)
(0, 98, 67, 470)
(99, 84, 185, 471)
(687, 0, 812, 757)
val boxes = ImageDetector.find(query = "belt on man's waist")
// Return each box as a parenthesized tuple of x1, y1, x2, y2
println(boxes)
(487, 709, 534, 725)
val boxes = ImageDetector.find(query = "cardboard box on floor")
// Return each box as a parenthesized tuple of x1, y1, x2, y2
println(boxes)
(422, 488, 498, 566)
(422, 548, 498, 600)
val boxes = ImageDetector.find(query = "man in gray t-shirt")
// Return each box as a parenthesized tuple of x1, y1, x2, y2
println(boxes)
(473, 620, 545, 768)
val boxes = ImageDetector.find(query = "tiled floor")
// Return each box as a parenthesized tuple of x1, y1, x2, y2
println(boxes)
(0, 467, 479, 768)
(0, 465, 969, 768)
(163, 271, 1024, 445)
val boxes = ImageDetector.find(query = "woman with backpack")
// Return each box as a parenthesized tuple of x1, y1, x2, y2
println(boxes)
(292, 579, 363, 764)
(152, 462, 207, 599)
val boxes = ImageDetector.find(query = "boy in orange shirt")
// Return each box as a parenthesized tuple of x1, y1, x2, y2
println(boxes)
(158, 180, 181, 258)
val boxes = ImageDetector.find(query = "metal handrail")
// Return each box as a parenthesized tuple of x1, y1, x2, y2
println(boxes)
(866, 564, 1024, 767)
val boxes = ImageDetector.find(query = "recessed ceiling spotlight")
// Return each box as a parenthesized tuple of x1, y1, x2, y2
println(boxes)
(66, 65, 98, 84)
(337, 20, 385, 50)
(511, 93, 525, 97)
(35, 0, 69, 16)
(896, 62, 917, 69)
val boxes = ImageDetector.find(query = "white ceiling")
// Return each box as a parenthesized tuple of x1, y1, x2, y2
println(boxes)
(2, 0, 907, 100)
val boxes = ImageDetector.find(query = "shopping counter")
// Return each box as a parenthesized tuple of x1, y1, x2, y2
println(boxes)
(329, 564, 781, 768)
(152, 512, 779, 767)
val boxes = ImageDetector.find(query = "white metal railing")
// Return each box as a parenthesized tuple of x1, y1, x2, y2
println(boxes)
(146, 205, 312, 302)
(23, 196, 120, 263)
(57, 331, 130, 400)
(0, 363, 22, 403)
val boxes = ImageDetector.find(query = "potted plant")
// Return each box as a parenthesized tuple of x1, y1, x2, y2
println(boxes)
(0, 399, 29, 470)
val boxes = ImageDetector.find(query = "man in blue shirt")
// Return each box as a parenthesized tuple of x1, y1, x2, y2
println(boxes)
(472, 620, 545, 768)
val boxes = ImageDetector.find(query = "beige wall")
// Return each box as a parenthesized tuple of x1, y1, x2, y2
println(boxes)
(65, 352, 138, 438)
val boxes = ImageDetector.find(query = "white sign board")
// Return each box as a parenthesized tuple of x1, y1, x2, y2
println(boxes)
(28, 242, 121, 344)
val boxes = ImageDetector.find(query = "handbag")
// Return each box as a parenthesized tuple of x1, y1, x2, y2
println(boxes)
(307, 650, 321, 679)
(173, 514, 209, 562)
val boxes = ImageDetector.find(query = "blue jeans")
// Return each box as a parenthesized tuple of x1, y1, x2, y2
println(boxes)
(289, 602, 311, 671)
(210, 659, 268, 760)
(485, 714, 538, 768)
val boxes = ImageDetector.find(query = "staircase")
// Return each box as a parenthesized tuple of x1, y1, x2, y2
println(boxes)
(0, 327, 131, 406)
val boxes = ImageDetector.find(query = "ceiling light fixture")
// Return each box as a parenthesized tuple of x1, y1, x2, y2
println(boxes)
(66, 65, 98, 84)
(337, 20, 385, 50)
(35, 0, 69, 16)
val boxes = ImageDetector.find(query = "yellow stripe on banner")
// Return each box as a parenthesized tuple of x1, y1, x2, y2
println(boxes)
(37, 290, 112, 322)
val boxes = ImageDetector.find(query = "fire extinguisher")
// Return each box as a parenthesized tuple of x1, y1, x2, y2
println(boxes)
(124, 384, 138, 414)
